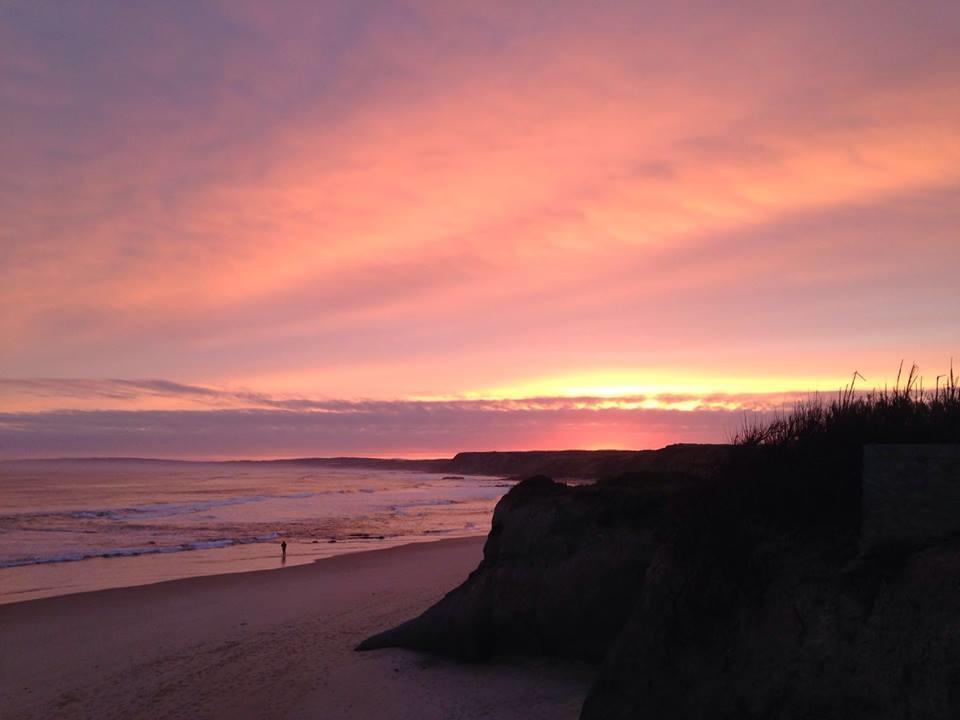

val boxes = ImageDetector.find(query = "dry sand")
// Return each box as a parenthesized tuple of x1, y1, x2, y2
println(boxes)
(0, 537, 592, 719)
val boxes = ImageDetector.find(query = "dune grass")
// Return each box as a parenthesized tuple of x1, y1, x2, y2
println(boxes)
(704, 362, 960, 537)
(733, 361, 959, 449)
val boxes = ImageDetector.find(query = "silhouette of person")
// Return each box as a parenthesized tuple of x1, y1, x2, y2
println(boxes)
(281, 540, 287, 558)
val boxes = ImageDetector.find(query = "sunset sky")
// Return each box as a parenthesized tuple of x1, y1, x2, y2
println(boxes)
(2, 1, 958, 458)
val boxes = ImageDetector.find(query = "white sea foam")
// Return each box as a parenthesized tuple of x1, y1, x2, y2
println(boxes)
(65, 491, 318, 522)
(0, 460, 513, 586)
(0, 532, 281, 568)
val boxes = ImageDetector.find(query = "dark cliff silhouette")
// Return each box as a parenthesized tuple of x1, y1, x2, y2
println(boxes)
(359, 365, 960, 720)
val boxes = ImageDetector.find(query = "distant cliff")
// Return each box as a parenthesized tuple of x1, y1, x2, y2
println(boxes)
(445, 444, 729, 478)
(51, 445, 732, 481)
(277, 444, 730, 480)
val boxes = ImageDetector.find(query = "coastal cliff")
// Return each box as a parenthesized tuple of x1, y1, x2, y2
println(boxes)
(356, 444, 727, 664)
(360, 455, 960, 719)
(581, 442, 960, 719)
(358, 383, 960, 719)
(357, 471, 701, 661)
(582, 531, 960, 719)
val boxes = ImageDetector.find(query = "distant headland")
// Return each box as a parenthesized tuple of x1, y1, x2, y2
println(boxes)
(28, 444, 731, 480)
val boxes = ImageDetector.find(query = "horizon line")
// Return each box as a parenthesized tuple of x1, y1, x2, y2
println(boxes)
(1, 443, 723, 464)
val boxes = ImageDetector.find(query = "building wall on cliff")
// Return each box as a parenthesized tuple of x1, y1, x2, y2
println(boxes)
(861, 444, 960, 552)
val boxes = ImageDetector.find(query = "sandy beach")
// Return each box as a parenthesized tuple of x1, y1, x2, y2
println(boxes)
(0, 537, 592, 720)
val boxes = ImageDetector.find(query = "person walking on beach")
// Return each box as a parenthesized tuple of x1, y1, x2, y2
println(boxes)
(281, 540, 287, 558)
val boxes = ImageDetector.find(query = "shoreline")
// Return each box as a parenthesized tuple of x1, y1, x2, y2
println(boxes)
(0, 536, 592, 719)
(0, 530, 491, 606)
(2, 535, 483, 609)
(0, 533, 487, 619)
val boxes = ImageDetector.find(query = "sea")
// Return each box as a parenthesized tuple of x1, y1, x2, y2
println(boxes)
(0, 459, 513, 605)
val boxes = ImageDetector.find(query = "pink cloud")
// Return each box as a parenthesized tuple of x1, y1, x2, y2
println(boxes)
(1, 1, 958, 422)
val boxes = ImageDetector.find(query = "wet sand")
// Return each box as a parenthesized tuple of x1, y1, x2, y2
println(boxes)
(0, 537, 592, 719)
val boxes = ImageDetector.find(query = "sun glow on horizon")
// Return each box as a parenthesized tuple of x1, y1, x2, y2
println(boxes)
(463, 370, 855, 403)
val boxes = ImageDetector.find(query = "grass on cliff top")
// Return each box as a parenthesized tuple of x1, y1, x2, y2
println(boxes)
(714, 362, 960, 534)
(733, 362, 960, 449)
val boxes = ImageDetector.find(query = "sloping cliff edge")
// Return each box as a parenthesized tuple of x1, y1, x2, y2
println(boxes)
(358, 443, 960, 719)
(356, 472, 700, 662)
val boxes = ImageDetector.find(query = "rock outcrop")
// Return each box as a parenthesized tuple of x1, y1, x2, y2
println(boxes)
(357, 472, 703, 661)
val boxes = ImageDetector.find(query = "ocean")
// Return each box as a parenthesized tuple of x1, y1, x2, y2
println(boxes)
(0, 459, 512, 604)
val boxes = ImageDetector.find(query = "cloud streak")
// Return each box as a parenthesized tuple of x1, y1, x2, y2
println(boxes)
(1, 1, 958, 455)
(0, 376, 842, 458)
(0, 377, 812, 412)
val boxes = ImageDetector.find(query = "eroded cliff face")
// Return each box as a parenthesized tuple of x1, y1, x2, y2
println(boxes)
(578, 444, 960, 720)
(357, 473, 697, 662)
(582, 532, 960, 720)
(359, 445, 960, 720)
